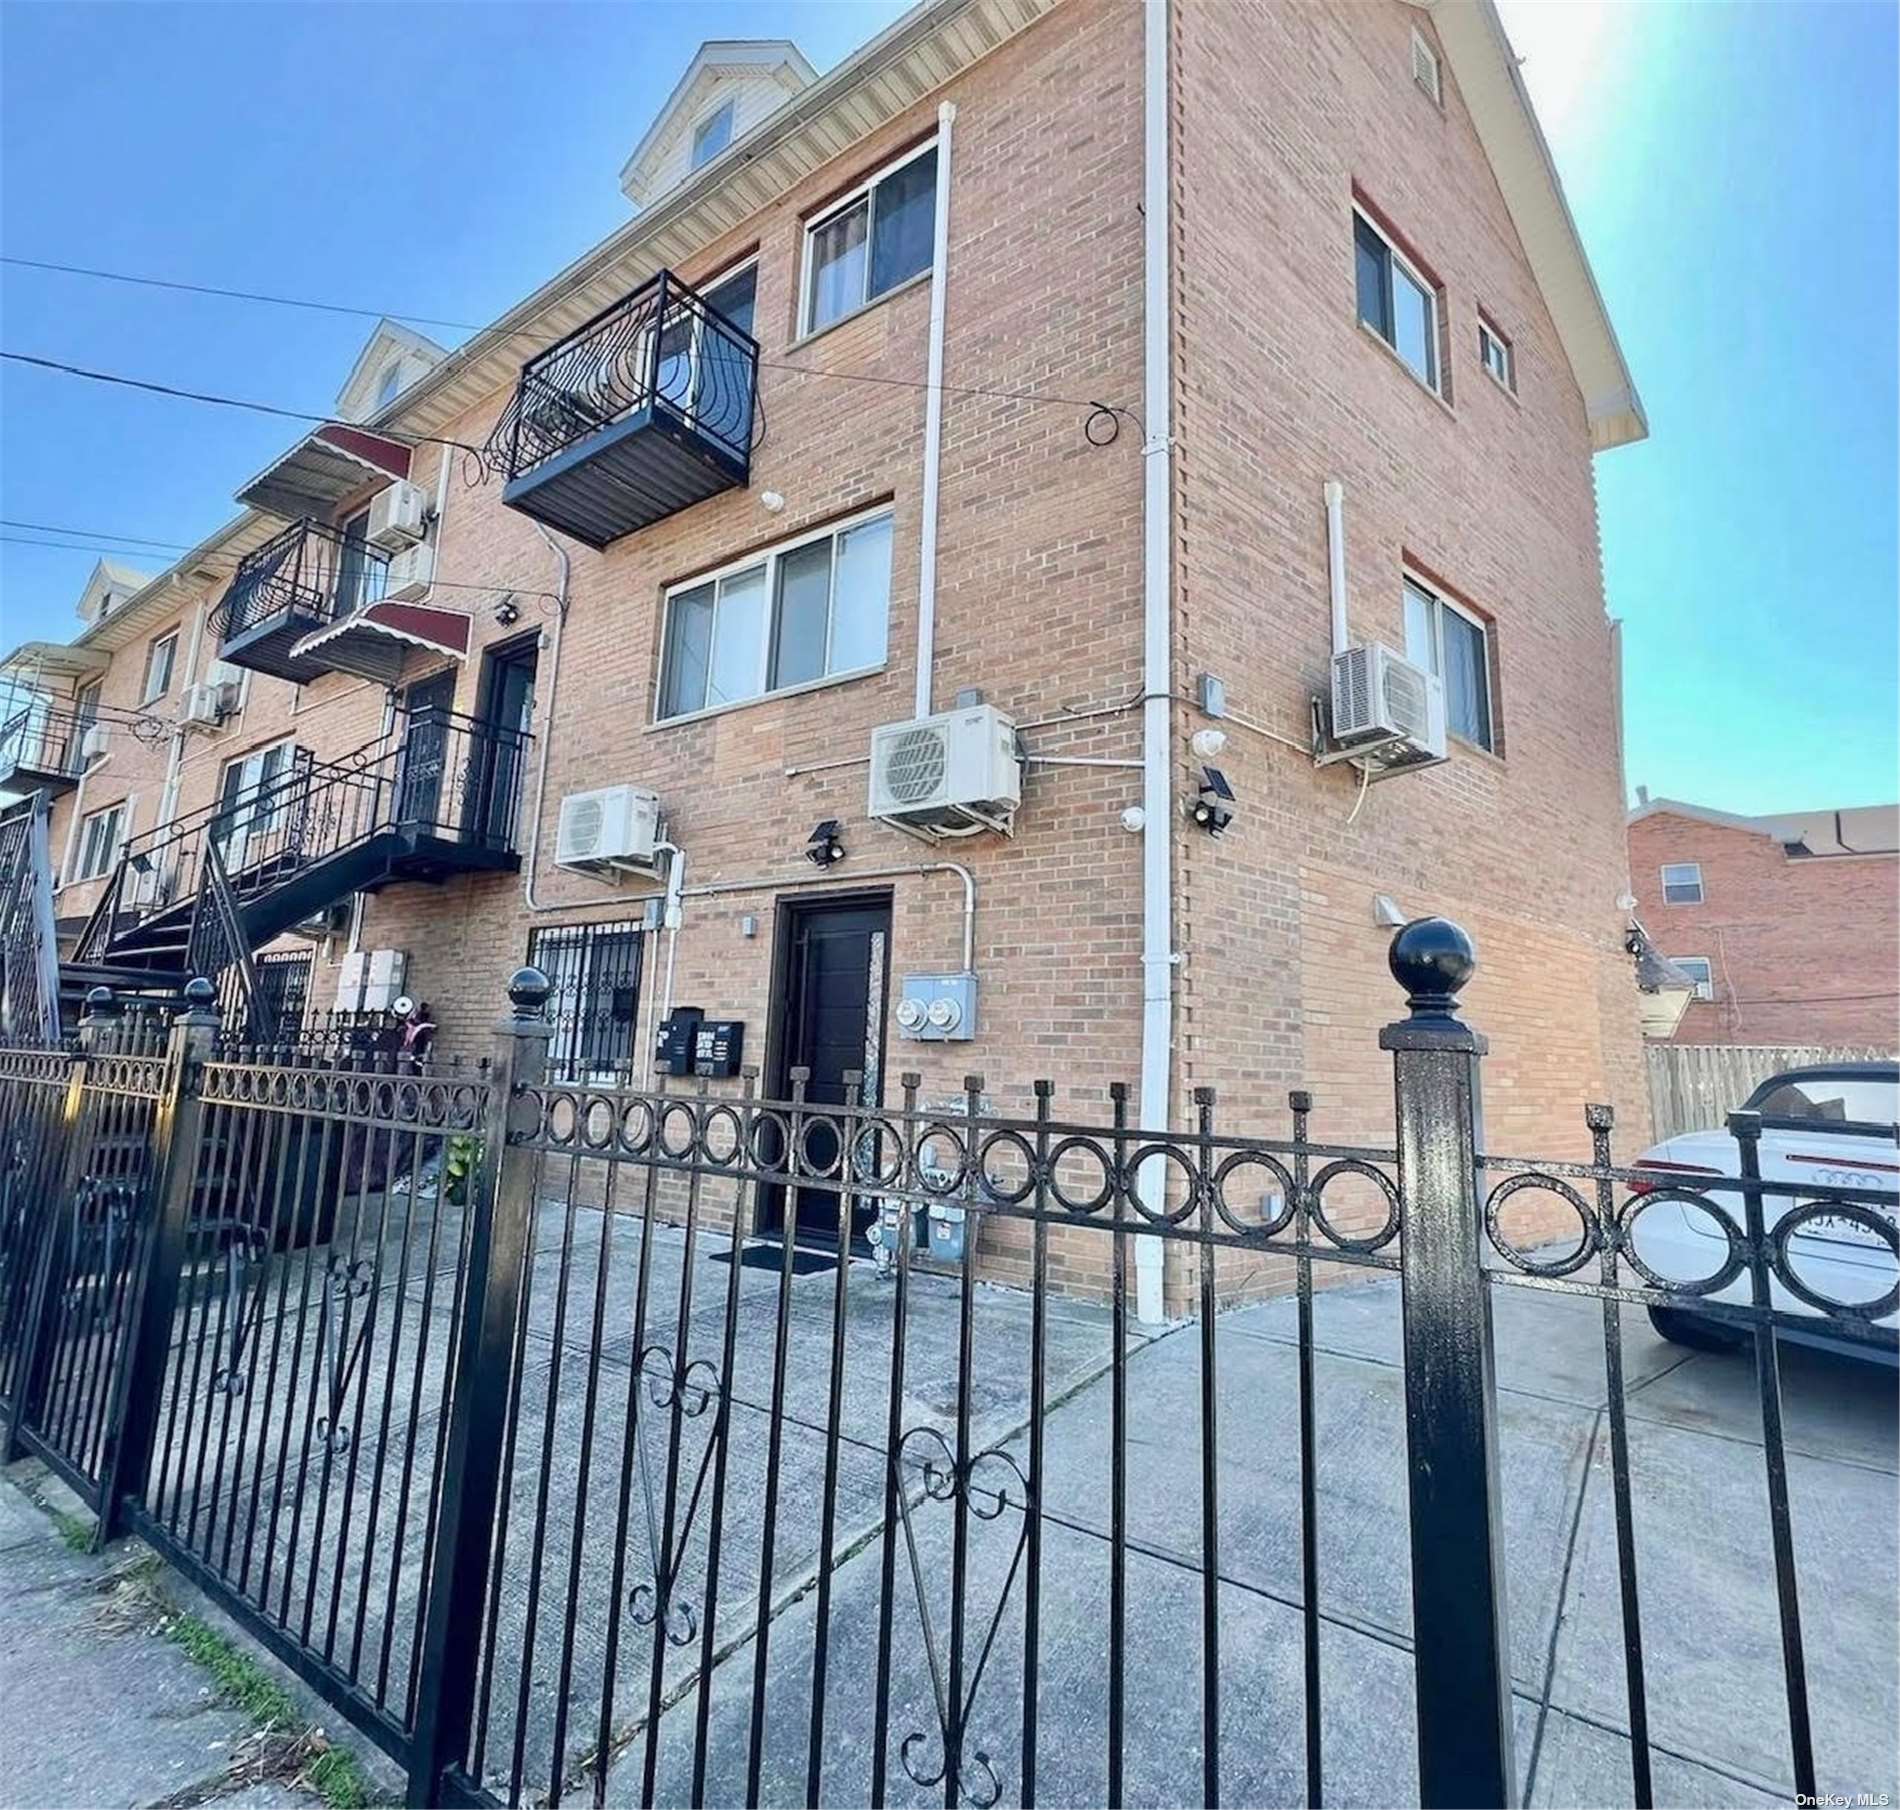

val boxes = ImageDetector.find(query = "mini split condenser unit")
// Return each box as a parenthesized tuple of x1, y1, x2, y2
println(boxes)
(368, 481, 428, 551)
(867, 704, 1021, 837)
(1329, 644, 1447, 773)
(556, 784, 662, 875)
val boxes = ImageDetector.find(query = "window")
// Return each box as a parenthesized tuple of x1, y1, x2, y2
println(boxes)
(73, 680, 102, 729)
(654, 261, 758, 449)
(801, 143, 938, 335)
(1478, 316, 1515, 392)
(255, 950, 313, 1041)
(1354, 209, 1441, 393)
(528, 919, 644, 1080)
(334, 508, 376, 616)
(690, 99, 734, 170)
(143, 632, 178, 703)
(1660, 862, 1705, 905)
(1670, 956, 1715, 1001)
(1746, 1075, 1899, 1124)
(658, 508, 894, 720)
(75, 802, 125, 881)
(212, 742, 296, 870)
(375, 362, 404, 409)
(1402, 574, 1493, 750)
(1411, 27, 1442, 104)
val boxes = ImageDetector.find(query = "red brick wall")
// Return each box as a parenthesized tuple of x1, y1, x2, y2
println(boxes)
(1628, 811, 1900, 1047)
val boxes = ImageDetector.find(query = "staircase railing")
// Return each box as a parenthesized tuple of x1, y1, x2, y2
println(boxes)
(0, 795, 62, 1045)
(187, 837, 266, 1041)
(96, 706, 533, 956)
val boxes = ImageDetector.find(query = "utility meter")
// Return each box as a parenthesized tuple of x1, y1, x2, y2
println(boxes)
(896, 972, 978, 1041)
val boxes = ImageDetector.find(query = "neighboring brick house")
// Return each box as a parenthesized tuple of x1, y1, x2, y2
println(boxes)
(1627, 795, 1900, 1048)
(2, 0, 1654, 1313)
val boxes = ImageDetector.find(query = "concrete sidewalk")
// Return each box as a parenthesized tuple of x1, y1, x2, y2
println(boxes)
(0, 1470, 361, 1810)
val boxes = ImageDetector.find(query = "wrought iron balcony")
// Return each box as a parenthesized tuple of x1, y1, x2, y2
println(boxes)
(212, 518, 390, 684)
(485, 268, 758, 549)
(0, 702, 86, 797)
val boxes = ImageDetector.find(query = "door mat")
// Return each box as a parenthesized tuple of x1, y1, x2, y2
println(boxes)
(712, 1243, 838, 1276)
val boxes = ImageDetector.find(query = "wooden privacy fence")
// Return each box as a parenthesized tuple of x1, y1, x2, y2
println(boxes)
(1645, 1042, 1894, 1141)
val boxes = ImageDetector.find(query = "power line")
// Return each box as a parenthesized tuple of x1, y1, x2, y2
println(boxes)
(0, 518, 187, 550)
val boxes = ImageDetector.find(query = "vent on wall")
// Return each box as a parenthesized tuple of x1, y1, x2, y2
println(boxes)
(1411, 27, 1442, 104)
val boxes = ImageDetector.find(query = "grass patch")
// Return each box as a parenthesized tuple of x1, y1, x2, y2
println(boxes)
(50, 1508, 93, 1552)
(160, 1612, 377, 1809)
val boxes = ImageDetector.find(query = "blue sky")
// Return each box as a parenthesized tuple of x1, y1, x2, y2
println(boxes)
(2, 1, 1894, 814)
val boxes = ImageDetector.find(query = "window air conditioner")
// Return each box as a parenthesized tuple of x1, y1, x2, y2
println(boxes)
(556, 784, 662, 874)
(367, 480, 428, 551)
(868, 705, 1021, 837)
(1329, 643, 1447, 772)
(78, 722, 110, 763)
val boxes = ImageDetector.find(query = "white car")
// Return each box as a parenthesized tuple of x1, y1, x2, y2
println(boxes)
(1630, 1062, 1899, 1361)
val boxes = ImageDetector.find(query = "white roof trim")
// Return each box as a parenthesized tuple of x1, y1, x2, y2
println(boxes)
(1412, 0, 1646, 451)
(334, 318, 448, 418)
(619, 40, 818, 207)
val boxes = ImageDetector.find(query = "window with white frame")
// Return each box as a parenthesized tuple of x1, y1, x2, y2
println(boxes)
(1354, 208, 1442, 394)
(691, 99, 735, 171)
(1670, 955, 1715, 1001)
(657, 508, 894, 721)
(1402, 574, 1493, 750)
(1410, 27, 1442, 104)
(143, 631, 178, 703)
(801, 142, 939, 335)
(1478, 315, 1515, 392)
(1661, 861, 1705, 905)
(75, 801, 125, 881)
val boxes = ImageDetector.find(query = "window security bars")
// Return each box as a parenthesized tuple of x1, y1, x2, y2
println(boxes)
(0, 926, 1890, 1810)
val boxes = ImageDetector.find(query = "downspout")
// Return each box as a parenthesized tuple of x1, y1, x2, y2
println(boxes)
(1135, 0, 1172, 1326)
(520, 522, 573, 912)
(913, 100, 956, 720)
(1324, 479, 1350, 658)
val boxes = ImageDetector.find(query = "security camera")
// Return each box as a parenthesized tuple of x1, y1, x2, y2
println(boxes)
(806, 819, 846, 866)
(493, 595, 522, 627)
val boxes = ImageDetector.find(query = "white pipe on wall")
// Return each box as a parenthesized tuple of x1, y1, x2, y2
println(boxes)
(1135, 0, 1173, 1327)
(913, 100, 957, 721)
(1324, 479, 1350, 658)
(520, 523, 573, 913)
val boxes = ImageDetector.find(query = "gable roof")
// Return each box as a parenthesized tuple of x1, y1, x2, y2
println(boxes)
(1629, 797, 1900, 856)
(618, 40, 818, 210)
(334, 318, 449, 421)
(1412, 0, 1646, 450)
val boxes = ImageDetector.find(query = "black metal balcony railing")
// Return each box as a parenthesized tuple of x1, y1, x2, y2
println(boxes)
(0, 700, 161, 796)
(212, 518, 389, 681)
(483, 268, 759, 548)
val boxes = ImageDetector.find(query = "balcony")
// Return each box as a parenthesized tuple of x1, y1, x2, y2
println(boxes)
(212, 518, 390, 683)
(0, 702, 90, 797)
(488, 269, 758, 549)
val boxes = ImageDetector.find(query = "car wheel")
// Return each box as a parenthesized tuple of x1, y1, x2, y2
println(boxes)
(1646, 1304, 1746, 1352)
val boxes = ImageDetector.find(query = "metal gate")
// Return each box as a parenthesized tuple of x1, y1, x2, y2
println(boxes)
(0, 923, 1893, 1809)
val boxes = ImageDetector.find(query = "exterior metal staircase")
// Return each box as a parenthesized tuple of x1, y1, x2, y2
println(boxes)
(47, 706, 529, 1039)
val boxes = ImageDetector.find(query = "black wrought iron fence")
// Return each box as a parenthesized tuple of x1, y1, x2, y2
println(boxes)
(0, 925, 1891, 1810)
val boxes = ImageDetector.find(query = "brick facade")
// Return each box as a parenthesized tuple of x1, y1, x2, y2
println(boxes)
(18, 0, 1653, 1310)
(1628, 806, 1900, 1048)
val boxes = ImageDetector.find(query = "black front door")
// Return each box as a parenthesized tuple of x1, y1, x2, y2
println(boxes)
(767, 894, 892, 1242)
(396, 672, 456, 830)
(474, 637, 537, 847)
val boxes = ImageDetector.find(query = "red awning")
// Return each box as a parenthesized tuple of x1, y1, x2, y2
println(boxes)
(235, 424, 412, 520)
(289, 600, 471, 685)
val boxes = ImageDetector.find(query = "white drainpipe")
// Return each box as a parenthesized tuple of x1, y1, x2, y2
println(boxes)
(1324, 479, 1350, 658)
(913, 100, 956, 720)
(1134, 0, 1173, 1326)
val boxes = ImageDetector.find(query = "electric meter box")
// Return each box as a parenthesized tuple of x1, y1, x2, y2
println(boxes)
(894, 972, 978, 1041)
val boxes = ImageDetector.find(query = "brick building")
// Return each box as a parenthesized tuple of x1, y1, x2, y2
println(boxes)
(1627, 796, 1900, 1048)
(2, 0, 1654, 1313)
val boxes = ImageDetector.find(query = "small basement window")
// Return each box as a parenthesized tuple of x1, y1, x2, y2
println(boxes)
(1661, 862, 1705, 905)
(1354, 208, 1443, 395)
(1670, 956, 1715, 1001)
(802, 142, 939, 335)
(528, 918, 645, 1081)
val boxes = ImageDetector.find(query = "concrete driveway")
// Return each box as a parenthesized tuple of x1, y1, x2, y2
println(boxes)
(448, 1206, 1898, 1808)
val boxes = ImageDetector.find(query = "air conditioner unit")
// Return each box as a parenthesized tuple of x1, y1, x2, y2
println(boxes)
(178, 678, 240, 730)
(556, 784, 661, 874)
(1329, 643, 1447, 772)
(78, 722, 109, 763)
(384, 539, 435, 602)
(368, 480, 428, 551)
(868, 704, 1021, 837)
